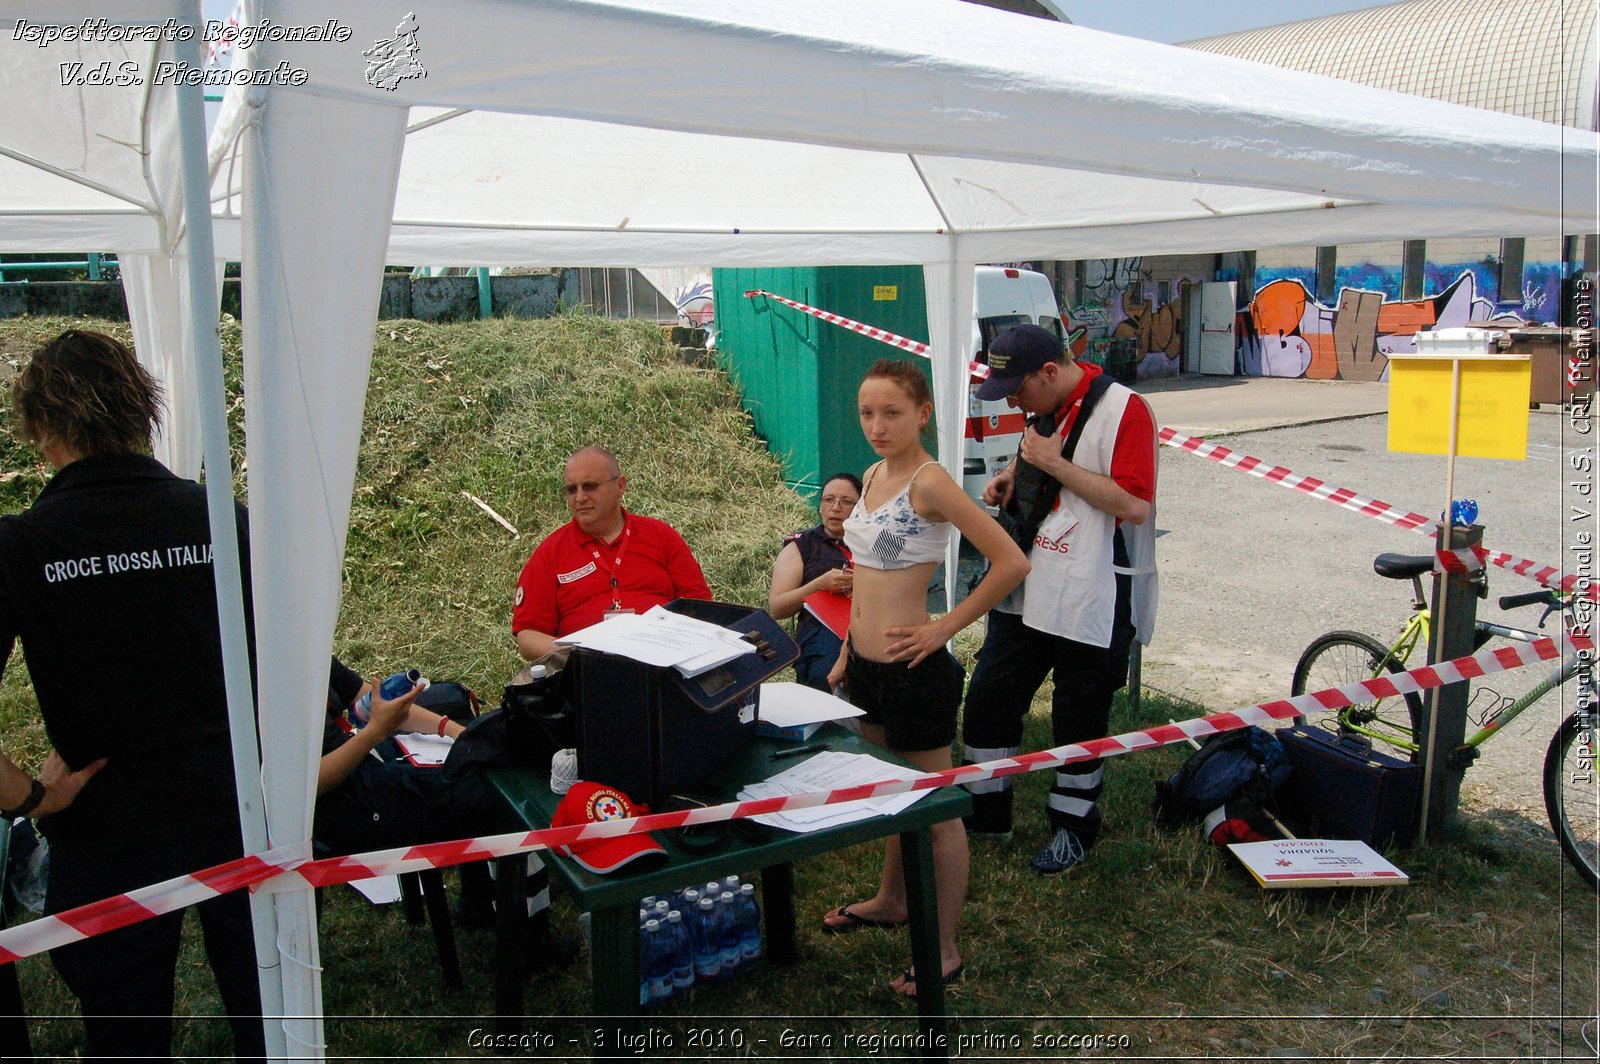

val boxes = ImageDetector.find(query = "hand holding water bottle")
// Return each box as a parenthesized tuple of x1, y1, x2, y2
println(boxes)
(349, 669, 428, 737)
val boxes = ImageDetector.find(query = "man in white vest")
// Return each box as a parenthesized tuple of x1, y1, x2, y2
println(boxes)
(960, 324, 1158, 874)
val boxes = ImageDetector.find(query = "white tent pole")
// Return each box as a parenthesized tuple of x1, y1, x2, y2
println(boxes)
(170, 4, 287, 1057)
(926, 250, 975, 615)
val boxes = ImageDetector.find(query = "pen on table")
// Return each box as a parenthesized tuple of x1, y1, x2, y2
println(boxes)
(771, 742, 829, 760)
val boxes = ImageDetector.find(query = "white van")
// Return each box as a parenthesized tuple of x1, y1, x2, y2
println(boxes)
(963, 266, 1066, 501)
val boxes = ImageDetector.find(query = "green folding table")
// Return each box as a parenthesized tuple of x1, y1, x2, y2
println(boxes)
(486, 724, 970, 1059)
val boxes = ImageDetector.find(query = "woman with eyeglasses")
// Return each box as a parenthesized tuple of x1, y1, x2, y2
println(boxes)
(767, 472, 863, 690)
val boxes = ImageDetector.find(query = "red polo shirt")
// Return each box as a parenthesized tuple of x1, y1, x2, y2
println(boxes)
(511, 510, 711, 638)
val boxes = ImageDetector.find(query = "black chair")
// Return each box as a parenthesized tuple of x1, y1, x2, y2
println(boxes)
(397, 868, 461, 988)
(312, 842, 461, 989)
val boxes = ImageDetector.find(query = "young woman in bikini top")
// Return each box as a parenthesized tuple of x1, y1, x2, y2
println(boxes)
(830, 360, 1029, 675)
(819, 357, 1029, 1000)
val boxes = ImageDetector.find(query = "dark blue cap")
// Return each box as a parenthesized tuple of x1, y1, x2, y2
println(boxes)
(977, 324, 1063, 401)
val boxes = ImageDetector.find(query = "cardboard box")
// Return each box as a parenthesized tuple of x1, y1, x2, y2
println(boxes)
(1508, 328, 1593, 407)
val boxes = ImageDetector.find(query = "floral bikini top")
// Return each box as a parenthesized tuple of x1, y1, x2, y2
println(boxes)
(841, 461, 951, 570)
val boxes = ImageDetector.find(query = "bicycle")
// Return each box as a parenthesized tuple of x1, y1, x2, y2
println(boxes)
(1291, 551, 1598, 889)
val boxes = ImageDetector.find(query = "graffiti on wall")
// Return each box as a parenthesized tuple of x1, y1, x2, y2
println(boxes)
(1081, 258, 1143, 302)
(1239, 270, 1512, 381)
(1111, 284, 1184, 378)
(1071, 258, 1199, 380)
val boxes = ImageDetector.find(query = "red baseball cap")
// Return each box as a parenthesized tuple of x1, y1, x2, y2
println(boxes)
(550, 781, 666, 874)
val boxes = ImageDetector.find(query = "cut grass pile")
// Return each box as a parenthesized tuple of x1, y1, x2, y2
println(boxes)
(0, 313, 1594, 1060)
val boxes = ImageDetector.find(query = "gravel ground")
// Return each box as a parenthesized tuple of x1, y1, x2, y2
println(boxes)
(1142, 409, 1582, 824)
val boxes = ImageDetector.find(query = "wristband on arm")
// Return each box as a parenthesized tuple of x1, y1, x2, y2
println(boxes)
(1, 778, 46, 819)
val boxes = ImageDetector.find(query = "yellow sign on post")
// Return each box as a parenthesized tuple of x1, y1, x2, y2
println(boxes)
(1387, 352, 1531, 460)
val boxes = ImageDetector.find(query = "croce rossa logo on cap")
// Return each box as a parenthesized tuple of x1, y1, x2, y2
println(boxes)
(584, 787, 632, 822)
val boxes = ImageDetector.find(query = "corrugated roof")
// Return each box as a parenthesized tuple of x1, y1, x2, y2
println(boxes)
(1183, 0, 1597, 130)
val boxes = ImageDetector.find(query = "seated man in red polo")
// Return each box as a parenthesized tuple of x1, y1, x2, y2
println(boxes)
(513, 445, 712, 659)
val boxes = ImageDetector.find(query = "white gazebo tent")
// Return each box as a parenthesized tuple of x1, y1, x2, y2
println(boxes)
(6, 0, 1596, 1057)
(214, 4, 1594, 1052)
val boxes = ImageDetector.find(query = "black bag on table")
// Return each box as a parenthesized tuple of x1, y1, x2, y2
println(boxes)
(413, 679, 481, 725)
(442, 651, 576, 782)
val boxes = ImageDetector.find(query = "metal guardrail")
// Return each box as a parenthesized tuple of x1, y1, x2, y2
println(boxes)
(0, 254, 112, 282)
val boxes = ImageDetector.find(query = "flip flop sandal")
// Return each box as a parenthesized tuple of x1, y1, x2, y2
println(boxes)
(820, 904, 907, 933)
(898, 963, 964, 999)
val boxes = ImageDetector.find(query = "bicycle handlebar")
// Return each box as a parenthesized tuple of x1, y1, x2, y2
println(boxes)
(1498, 589, 1559, 611)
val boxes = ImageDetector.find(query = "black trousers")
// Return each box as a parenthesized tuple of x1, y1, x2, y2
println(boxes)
(46, 844, 265, 1064)
(960, 604, 1133, 842)
(314, 744, 549, 922)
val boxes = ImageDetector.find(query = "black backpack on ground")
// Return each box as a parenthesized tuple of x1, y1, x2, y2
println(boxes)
(1153, 725, 1292, 829)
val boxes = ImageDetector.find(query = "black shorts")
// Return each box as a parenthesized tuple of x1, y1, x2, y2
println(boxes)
(845, 643, 965, 752)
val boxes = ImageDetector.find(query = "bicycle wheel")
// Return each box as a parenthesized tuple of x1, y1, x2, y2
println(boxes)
(1543, 712, 1600, 891)
(1291, 630, 1424, 760)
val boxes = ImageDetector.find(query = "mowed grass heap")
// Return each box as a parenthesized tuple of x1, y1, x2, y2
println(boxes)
(0, 313, 1594, 1061)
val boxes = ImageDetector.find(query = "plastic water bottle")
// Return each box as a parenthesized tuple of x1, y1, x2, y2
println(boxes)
(717, 891, 742, 979)
(643, 918, 673, 1006)
(638, 919, 652, 1007)
(692, 897, 722, 986)
(677, 887, 700, 913)
(653, 899, 671, 920)
(735, 882, 762, 966)
(350, 668, 426, 725)
(666, 910, 695, 994)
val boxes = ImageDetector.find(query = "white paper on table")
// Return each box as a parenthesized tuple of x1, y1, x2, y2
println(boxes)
(643, 606, 759, 676)
(736, 751, 929, 832)
(349, 875, 403, 905)
(556, 608, 756, 673)
(394, 732, 453, 766)
(758, 682, 865, 727)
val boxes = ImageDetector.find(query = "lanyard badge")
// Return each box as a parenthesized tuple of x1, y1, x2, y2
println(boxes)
(590, 520, 633, 615)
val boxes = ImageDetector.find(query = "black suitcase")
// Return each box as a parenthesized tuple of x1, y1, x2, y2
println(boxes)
(1276, 725, 1421, 850)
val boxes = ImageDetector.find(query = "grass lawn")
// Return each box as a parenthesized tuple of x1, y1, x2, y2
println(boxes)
(1, 314, 1595, 1060)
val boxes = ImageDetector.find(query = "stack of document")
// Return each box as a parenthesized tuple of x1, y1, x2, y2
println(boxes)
(737, 751, 929, 833)
(557, 605, 756, 676)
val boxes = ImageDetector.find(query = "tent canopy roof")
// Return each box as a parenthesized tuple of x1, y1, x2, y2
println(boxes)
(198, 0, 1595, 268)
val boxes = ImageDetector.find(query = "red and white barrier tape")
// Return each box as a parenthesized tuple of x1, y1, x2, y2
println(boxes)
(1158, 427, 1592, 601)
(0, 851, 296, 965)
(1436, 545, 1487, 575)
(2, 630, 1584, 966)
(743, 290, 990, 380)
